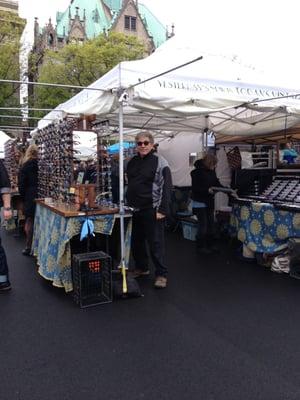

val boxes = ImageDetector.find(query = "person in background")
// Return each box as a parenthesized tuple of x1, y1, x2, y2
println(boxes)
(12, 144, 26, 231)
(126, 132, 172, 289)
(73, 160, 86, 184)
(110, 153, 120, 204)
(18, 144, 38, 256)
(15, 144, 26, 170)
(83, 158, 97, 184)
(191, 153, 224, 254)
(73, 159, 80, 182)
(0, 159, 13, 292)
(281, 141, 299, 164)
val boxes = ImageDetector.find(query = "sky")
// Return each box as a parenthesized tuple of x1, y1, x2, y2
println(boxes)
(17, 0, 300, 88)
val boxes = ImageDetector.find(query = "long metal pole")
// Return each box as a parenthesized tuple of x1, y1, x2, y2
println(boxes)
(128, 56, 203, 89)
(0, 125, 34, 130)
(0, 114, 61, 121)
(0, 107, 63, 112)
(118, 91, 127, 294)
(0, 79, 106, 92)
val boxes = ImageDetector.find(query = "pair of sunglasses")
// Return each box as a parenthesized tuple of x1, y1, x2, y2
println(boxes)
(136, 141, 151, 146)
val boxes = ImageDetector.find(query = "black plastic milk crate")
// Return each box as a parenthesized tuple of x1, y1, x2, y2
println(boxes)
(72, 251, 112, 308)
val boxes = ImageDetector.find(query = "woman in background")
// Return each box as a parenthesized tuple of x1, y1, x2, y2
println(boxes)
(191, 153, 223, 254)
(18, 144, 38, 256)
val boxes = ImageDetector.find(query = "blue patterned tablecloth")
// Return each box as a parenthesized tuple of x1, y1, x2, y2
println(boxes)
(32, 203, 132, 292)
(230, 202, 300, 253)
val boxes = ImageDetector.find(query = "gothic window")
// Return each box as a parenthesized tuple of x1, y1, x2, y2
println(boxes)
(131, 16, 136, 31)
(124, 15, 137, 31)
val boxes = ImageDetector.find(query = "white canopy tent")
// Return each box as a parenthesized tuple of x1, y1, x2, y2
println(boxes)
(0, 131, 11, 159)
(35, 37, 300, 290)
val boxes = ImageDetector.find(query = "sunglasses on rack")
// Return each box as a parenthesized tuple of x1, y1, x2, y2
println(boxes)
(136, 141, 151, 146)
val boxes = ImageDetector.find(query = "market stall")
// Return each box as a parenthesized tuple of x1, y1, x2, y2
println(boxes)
(32, 37, 300, 290)
(30, 117, 134, 300)
(219, 131, 300, 253)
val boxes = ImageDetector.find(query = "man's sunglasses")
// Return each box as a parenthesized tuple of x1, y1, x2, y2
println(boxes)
(136, 141, 150, 146)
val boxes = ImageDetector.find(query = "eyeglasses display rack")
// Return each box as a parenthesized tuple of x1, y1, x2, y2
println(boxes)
(95, 133, 114, 209)
(36, 119, 118, 213)
(235, 170, 300, 212)
(4, 139, 24, 192)
(36, 119, 76, 203)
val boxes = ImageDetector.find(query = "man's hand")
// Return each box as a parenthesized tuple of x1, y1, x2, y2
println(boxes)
(156, 212, 165, 220)
(3, 209, 12, 221)
(208, 187, 214, 194)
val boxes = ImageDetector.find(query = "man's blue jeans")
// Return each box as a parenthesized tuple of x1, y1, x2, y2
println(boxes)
(0, 236, 9, 283)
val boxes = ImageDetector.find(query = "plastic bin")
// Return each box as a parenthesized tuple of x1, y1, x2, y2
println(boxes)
(181, 220, 198, 241)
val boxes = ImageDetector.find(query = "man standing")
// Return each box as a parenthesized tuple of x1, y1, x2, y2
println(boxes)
(0, 159, 12, 292)
(126, 132, 172, 289)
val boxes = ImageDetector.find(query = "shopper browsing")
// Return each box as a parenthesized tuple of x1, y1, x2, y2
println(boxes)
(0, 160, 13, 292)
(18, 144, 38, 256)
(126, 132, 172, 289)
(191, 154, 224, 254)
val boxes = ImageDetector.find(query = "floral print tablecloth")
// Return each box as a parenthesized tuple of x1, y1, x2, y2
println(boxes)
(230, 202, 300, 253)
(32, 203, 132, 292)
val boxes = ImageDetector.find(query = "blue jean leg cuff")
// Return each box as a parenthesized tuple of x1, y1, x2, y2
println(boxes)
(0, 275, 8, 283)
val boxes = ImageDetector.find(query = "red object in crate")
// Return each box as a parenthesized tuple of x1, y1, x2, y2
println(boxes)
(72, 251, 112, 308)
(88, 260, 101, 273)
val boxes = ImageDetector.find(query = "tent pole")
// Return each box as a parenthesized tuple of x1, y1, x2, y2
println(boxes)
(118, 89, 127, 294)
(203, 118, 209, 152)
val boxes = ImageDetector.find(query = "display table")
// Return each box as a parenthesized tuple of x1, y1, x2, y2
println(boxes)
(32, 201, 132, 292)
(230, 201, 300, 253)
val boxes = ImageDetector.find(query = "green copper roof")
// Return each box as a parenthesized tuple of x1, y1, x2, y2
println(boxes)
(137, 3, 167, 48)
(103, 0, 122, 12)
(56, 0, 167, 47)
(56, 0, 110, 39)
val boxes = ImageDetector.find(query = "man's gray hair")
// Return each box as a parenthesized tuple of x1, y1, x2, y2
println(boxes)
(135, 131, 154, 144)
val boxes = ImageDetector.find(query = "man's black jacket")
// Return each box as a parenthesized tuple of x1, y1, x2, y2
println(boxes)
(126, 151, 172, 215)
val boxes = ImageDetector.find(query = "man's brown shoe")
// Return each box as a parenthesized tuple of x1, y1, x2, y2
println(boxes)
(154, 276, 167, 289)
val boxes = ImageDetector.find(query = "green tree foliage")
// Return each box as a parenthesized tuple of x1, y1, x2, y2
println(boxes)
(34, 32, 145, 116)
(0, 11, 25, 126)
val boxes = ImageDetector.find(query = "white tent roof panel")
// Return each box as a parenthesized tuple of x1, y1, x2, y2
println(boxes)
(37, 37, 300, 138)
